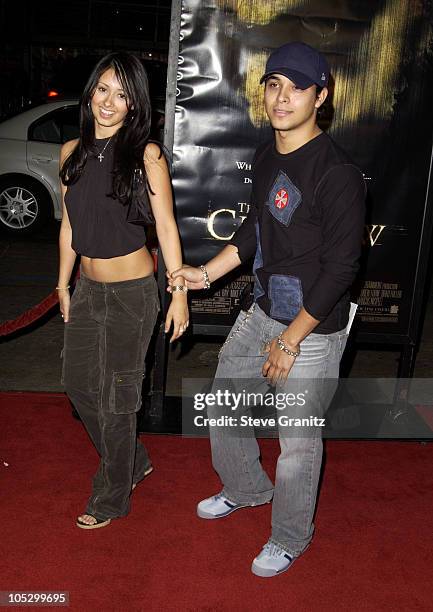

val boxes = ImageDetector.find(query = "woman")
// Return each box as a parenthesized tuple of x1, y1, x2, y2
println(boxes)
(58, 52, 188, 529)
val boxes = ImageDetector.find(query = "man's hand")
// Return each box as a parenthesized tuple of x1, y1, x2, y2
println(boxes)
(262, 337, 299, 386)
(167, 265, 205, 291)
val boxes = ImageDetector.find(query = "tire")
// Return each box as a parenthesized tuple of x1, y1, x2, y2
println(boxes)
(0, 176, 52, 236)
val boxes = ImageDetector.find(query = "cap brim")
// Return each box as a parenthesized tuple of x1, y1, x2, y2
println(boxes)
(259, 67, 316, 89)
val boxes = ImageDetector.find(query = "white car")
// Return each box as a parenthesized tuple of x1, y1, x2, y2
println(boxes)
(0, 100, 79, 235)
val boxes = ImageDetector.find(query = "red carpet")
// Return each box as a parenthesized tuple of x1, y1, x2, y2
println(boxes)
(0, 392, 432, 611)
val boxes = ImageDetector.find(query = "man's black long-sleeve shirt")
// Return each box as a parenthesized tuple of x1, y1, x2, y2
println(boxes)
(229, 132, 366, 334)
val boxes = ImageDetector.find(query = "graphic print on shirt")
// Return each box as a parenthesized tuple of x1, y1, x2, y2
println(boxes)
(266, 170, 302, 226)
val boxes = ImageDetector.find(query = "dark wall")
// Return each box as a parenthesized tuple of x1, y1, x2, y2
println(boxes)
(0, 0, 170, 118)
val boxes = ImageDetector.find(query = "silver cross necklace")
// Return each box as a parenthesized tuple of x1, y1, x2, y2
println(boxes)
(96, 136, 112, 162)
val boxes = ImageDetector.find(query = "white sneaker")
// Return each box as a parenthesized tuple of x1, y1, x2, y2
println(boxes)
(251, 541, 294, 577)
(197, 492, 250, 519)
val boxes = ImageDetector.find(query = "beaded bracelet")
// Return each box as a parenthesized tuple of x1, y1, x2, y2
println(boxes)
(199, 265, 211, 289)
(172, 285, 188, 293)
(277, 332, 300, 357)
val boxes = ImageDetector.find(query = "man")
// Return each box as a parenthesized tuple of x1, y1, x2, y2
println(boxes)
(170, 42, 365, 577)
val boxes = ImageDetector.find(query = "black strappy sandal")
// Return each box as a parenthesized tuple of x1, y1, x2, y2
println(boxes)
(76, 515, 111, 530)
(132, 465, 154, 491)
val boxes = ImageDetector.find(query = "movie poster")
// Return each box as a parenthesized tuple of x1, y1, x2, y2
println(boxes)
(171, 0, 433, 337)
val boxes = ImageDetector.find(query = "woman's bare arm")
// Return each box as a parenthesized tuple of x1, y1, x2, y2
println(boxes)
(57, 139, 78, 321)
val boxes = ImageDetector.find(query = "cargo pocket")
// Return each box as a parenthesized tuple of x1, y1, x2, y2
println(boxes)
(269, 274, 303, 321)
(109, 370, 144, 414)
(266, 170, 301, 226)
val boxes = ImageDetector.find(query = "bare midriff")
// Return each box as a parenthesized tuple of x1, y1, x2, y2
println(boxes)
(81, 245, 154, 282)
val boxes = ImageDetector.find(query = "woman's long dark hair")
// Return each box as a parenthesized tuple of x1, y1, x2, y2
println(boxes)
(60, 51, 155, 223)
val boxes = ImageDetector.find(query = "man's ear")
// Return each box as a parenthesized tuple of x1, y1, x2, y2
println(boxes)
(315, 87, 328, 109)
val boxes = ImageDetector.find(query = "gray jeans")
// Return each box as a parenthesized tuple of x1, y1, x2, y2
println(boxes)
(62, 273, 159, 520)
(208, 303, 348, 557)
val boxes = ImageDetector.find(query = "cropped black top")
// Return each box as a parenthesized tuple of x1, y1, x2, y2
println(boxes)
(64, 137, 146, 258)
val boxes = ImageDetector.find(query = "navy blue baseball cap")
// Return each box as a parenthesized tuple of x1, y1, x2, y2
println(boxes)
(260, 42, 330, 89)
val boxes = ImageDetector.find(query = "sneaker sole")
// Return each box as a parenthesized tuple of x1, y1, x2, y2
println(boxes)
(251, 563, 291, 578)
(251, 556, 294, 578)
(197, 503, 249, 519)
(197, 500, 271, 520)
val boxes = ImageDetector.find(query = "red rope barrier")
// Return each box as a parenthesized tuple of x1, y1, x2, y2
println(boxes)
(0, 266, 86, 338)
(0, 249, 159, 338)
(0, 290, 59, 337)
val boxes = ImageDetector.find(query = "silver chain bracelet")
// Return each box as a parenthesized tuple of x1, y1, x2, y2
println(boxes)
(277, 331, 300, 357)
(199, 265, 211, 289)
(218, 303, 255, 358)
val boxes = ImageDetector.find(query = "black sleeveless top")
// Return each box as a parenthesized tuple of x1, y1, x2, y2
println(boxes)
(64, 137, 146, 258)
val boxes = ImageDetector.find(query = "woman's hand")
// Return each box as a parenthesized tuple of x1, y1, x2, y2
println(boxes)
(58, 289, 71, 323)
(164, 293, 189, 343)
(167, 265, 205, 291)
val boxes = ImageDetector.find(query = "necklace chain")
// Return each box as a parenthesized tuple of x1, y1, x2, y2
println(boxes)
(95, 137, 112, 162)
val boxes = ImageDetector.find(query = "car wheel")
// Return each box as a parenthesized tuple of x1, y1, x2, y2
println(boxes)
(0, 177, 51, 235)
